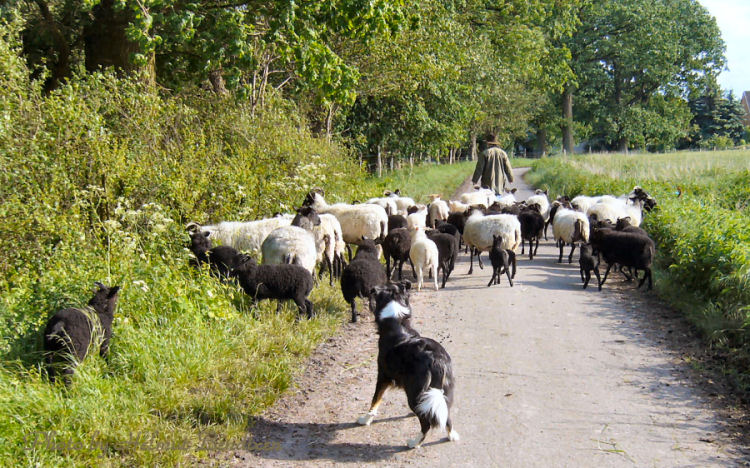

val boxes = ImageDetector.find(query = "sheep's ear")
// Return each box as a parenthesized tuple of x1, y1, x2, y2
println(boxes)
(108, 286, 120, 297)
(203, 231, 211, 238)
(510, 188, 517, 194)
(398, 280, 412, 292)
(94, 281, 105, 290)
(394, 189, 401, 195)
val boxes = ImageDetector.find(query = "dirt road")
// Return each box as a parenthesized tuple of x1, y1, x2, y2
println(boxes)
(224, 168, 749, 467)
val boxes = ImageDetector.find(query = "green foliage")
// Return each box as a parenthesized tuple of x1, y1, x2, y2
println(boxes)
(688, 90, 747, 148)
(566, 0, 725, 150)
(528, 151, 750, 386)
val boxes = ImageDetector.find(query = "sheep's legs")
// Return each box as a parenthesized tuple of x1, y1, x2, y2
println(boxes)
(637, 268, 653, 290)
(558, 239, 564, 263)
(477, 251, 484, 270)
(346, 244, 354, 262)
(582, 269, 590, 289)
(533, 236, 539, 257)
(468, 247, 475, 275)
(350, 300, 358, 323)
(599, 263, 615, 290)
(521, 239, 525, 255)
(506, 250, 516, 286)
(568, 243, 577, 264)
(593, 265, 601, 289)
(385, 256, 393, 280)
(432, 264, 439, 291)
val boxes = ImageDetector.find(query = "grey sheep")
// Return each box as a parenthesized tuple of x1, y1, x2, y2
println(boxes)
(590, 226, 655, 291)
(487, 234, 515, 287)
(578, 244, 601, 290)
(426, 230, 459, 288)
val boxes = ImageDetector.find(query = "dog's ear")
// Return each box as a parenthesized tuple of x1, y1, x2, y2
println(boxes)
(398, 280, 412, 292)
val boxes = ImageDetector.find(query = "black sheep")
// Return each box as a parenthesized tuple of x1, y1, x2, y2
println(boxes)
(426, 230, 458, 288)
(518, 204, 545, 260)
(487, 235, 515, 287)
(446, 212, 467, 250)
(591, 226, 655, 290)
(578, 243, 601, 290)
(388, 214, 408, 231)
(231, 255, 315, 318)
(44, 282, 120, 384)
(380, 228, 412, 281)
(341, 239, 387, 322)
(189, 230, 245, 280)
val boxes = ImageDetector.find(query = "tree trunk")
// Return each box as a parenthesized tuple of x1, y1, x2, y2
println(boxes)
(537, 128, 548, 157)
(562, 87, 574, 155)
(84, 0, 154, 81)
(376, 144, 383, 177)
(208, 70, 228, 95)
(471, 131, 478, 161)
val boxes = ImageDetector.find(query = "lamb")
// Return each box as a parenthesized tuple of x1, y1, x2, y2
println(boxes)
(384, 189, 416, 215)
(426, 229, 459, 288)
(44, 282, 120, 383)
(552, 208, 590, 263)
(388, 214, 408, 231)
(590, 226, 655, 290)
(341, 239, 388, 322)
(518, 203, 545, 260)
(188, 230, 245, 280)
(261, 207, 321, 274)
(303, 188, 388, 257)
(231, 255, 315, 318)
(186, 214, 293, 256)
(526, 189, 550, 238)
(578, 243, 601, 290)
(409, 227, 439, 292)
(380, 228, 412, 280)
(462, 210, 520, 276)
(487, 234, 515, 287)
(427, 194, 450, 228)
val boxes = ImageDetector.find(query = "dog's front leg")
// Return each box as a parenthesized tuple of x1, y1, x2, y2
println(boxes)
(357, 379, 390, 426)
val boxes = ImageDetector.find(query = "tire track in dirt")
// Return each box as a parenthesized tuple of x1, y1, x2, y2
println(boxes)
(218, 168, 749, 467)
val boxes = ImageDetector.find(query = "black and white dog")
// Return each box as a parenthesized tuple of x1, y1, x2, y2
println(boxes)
(357, 281, 459, 449)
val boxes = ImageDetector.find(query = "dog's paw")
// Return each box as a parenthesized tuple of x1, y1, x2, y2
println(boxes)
(357, 413, 375, 426)
(449, 430, 460, 442)
(407, 435, 424, 449)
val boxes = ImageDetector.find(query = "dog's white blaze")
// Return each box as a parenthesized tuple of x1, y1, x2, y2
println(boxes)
(449, 429, 460, 441)
(379, 300, 410, 320)
(416, 388, 448, 431)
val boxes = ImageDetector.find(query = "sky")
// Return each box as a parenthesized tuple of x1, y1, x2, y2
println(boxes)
(699, 0, 750, 96)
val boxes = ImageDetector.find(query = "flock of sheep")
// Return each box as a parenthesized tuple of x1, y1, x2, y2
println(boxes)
(42, 182, 658, 383)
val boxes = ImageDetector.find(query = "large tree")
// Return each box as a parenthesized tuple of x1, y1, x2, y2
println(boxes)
(566, 0, 725, 151)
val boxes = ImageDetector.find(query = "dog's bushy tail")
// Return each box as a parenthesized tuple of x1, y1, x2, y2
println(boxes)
(416, 387, 448, 432)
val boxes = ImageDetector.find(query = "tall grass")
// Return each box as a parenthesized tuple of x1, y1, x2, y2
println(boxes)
(527, 151, 750, 388)
(0, 19, 477, 465)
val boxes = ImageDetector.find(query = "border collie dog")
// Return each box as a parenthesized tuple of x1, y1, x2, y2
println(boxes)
(357, 281, 459, 449)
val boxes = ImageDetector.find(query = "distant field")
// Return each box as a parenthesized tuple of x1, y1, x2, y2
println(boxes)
(527, 150, 750, 388)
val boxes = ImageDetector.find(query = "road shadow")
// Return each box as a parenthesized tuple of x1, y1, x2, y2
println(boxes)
(245, 415, 441, 463)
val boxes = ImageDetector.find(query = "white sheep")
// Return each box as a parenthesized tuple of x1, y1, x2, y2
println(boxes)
(460, 188, 495, 208)
(493, 188, 518, 208)
(186, 215, 293, 256)
(384, 190, 416, 215)
(261, 226, 318, 274)
(409, 226, 439, 292)
(587, 197, 644, 226)
(366, 197, 398, 216)
(447, 200, 469, 214)
(462, 210, 521, 275)
(315, 213, 346, 284)
(407, 206, 428, 230)
(304, 190, 388, 256)
(526, 189, 551, 239)
(427, 194, 449, 228)
(552, 208, 590, 263)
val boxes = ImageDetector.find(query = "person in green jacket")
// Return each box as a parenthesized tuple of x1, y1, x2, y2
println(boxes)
(472, 134, 514, 193)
